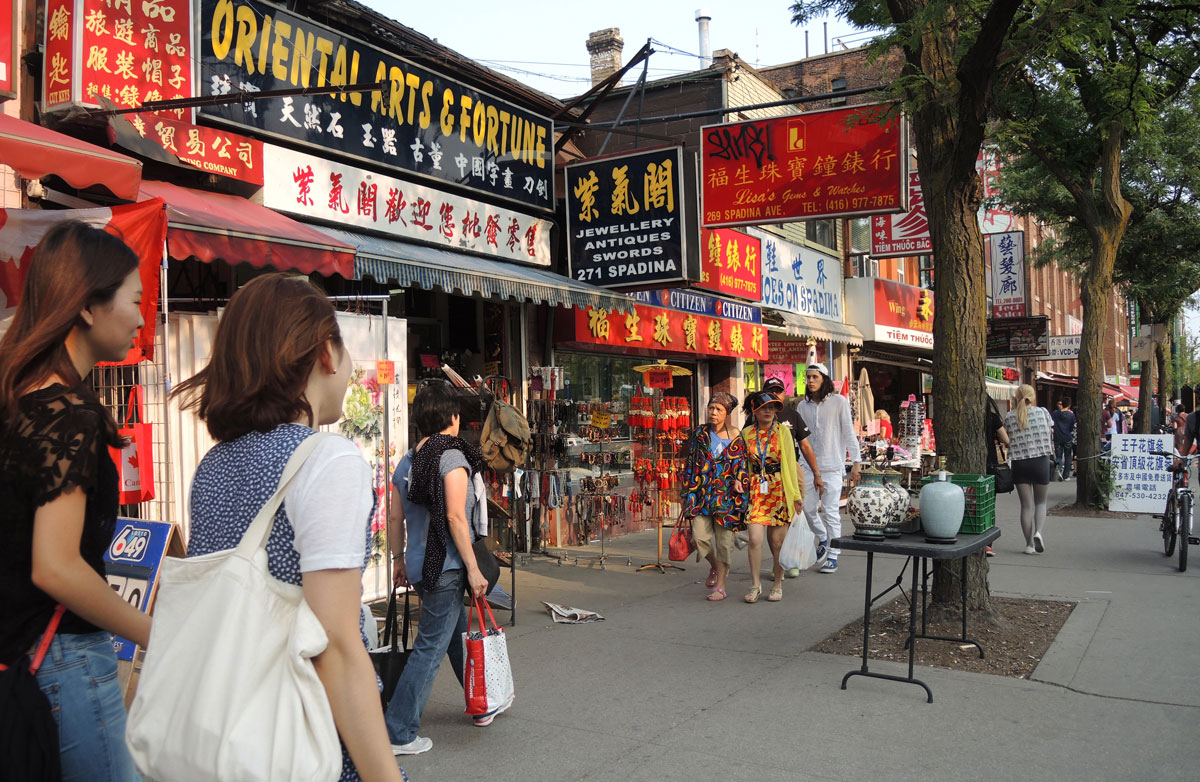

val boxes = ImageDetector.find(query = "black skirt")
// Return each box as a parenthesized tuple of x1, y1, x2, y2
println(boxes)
(1012, 455, 1051, 486)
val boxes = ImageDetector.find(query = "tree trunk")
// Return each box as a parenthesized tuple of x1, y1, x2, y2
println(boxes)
(1137, 346, 1153, 434)
(931, 551, 992, 613)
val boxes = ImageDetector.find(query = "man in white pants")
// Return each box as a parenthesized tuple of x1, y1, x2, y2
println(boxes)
(796, 362, 861, 573)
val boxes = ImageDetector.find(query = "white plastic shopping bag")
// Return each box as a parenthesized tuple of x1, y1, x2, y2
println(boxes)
(779, 511, 818, 571)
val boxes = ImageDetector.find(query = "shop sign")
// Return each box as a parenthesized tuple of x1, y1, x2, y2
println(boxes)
(110, 112, 263, 184)
(871, 170, 931, 258)
(643, 369, 674, 389)
(104, 518, 182, 660)
(1044, 334, 1081, 361)
(986, 365, 1020, 381)
(845, 277, 933, 349)
(629, 288, 761, 325)
(700, 105, 907, 228)
(43, 0, 195, 119)
(978, 147, 1018, 234)
(566, 146, 686, 286)
(986, 316, 1049, 358)
(1108, 434, 1173, 513)
(574, 302, 767, 361)
(697, 227, 761, 300)
(989, 230, 1026, 318)
(198, 0, 554, 213)
(748, 227, 843, 321)
(590, 409, 612, 428)
(263, 145, 552, 267)
(766, 338, 826, 365)
(0, 0, 16, 99)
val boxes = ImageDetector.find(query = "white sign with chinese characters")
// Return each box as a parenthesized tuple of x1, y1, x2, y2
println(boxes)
(1109, 434, 1174, 513)
(989, 230, 1026, 318)
(1043, 335, 1081, 361)
(748, 227, 844, 322)
(263, 145, 552, 267)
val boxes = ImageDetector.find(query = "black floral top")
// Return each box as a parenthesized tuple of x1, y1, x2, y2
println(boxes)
(0, 385, 117, 662)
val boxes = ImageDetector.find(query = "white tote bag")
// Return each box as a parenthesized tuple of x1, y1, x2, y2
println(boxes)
(779, 511, 818, 571)
(462, 597, 515, 717)
(126, 434, 342, 782)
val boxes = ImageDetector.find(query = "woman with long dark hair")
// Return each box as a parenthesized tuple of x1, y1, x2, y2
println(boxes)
(176, 274, 407, 782)
(0, 221, 149, 781)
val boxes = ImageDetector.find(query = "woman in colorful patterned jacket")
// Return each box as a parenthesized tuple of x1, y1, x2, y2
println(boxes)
(680, 392, 748, 602)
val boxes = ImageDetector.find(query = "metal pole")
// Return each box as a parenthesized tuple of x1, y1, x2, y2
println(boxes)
(382, 298, 391, 600)
(158, 236, 174, 524)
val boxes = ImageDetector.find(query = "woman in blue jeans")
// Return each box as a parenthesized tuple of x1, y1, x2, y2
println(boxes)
(386, 382, 495, 755)
(0, 222, 152, 781)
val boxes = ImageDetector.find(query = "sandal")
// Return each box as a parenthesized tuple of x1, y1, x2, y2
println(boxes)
(767, 586, 783, 602)
(744, 585, 762, 604)
(706, 588, 727, 601)
(705, 568, 718, 588)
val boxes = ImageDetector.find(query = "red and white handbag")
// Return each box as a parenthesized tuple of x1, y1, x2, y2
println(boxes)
(108, 386, 154, 505)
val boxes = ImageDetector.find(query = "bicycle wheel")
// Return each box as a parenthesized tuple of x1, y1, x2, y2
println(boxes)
(1164, 492, 1177, 556)
(1179, 493, 1190, 573)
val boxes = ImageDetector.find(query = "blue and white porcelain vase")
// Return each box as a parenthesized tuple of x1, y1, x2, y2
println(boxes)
(919, 471, 965, 542)
(849, 467, 909, 541)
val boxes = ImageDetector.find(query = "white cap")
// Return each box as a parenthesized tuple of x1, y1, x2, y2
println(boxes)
(806, 362, 830, 377)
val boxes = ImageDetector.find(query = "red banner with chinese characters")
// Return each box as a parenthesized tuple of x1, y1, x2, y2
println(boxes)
(701, 105, 906, 228)
(873, 278, 934, 348)
(574, 303, 767, 361)
(111, 113, 263, 185)
(871, 170, 931, 258)
(697, 227, 762, 301)
(44, 0, 193, 118)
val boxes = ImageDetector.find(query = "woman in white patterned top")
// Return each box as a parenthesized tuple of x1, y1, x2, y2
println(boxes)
(1003, 384, 1054, 554)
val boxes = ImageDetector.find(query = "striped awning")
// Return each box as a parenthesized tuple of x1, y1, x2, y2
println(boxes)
(986, 379, 1019, 401)
(768, 311, 864, 346)
(325, 228, 634, 313)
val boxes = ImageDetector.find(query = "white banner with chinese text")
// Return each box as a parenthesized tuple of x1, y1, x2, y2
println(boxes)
(263, 145, 552, 267)
(989, 230, 1026, 318)
(1109, 434, 1173, 514)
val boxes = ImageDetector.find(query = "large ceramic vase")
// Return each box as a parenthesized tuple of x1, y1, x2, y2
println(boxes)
(919, 471, 966, 543)
(879, 467, 909, 537)
(848, 468, 908, 541)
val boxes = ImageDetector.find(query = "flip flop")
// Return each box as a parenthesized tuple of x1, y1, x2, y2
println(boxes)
(744, 585, 762, 604)
(767, 586, 783, 602)
(705, 568, 718, 588)
(706, 588, 727, 601)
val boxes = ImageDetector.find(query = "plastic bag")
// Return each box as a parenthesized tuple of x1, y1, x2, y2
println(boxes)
(779, 512, 817, 571)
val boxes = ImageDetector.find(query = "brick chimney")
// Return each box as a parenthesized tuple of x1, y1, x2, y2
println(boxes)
(586, 28, 624, 86)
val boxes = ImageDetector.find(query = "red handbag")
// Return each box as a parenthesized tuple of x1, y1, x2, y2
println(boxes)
(667, 515, 695, 562)
(109, 386, 155, 505)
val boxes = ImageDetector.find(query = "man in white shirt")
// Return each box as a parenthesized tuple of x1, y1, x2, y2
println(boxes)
(796, 363, 861, 573)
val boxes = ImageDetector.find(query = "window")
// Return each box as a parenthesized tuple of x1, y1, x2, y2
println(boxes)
(918, 255, 935, 289)
(806, 219, 837, 250)
(854, 256, 879, 278)
(896, 258, 906, 283)
(831, 77, 847, 106)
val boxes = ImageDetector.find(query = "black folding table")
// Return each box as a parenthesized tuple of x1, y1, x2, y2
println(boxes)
(832, 527, 1001, 702)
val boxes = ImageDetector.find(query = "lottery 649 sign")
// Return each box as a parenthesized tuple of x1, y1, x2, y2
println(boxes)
(701, 105, 907, 228)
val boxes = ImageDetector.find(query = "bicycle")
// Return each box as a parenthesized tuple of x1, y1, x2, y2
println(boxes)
(1150, 450, 1199, 572)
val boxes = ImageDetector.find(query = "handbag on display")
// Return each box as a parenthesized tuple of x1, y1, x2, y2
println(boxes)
(370, 588, 412, 709)
(667, 514, 695, 562)
(108, 385, 154, 504)
(125, 434, 342, 782)
(462, 597, 515, 718)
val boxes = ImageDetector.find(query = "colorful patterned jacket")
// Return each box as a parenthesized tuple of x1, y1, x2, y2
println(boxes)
(680, 425, 750, 529)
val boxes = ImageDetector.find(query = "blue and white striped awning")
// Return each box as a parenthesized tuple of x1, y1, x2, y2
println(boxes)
(324, 228, 635, 313)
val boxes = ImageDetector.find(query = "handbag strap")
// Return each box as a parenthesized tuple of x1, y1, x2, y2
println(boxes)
(380, 588, 398, 646)
(28, 605, 66, 675)
(125, 385, 144, 426)
(235, 432, 333, 557)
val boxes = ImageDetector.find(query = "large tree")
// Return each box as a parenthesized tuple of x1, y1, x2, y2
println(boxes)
(991, 5, 1200, 505)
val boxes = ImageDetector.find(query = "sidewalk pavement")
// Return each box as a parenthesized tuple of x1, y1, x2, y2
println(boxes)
(394, 479, 1200, 781)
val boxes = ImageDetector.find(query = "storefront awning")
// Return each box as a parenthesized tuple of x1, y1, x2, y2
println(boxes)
(0, 114, 142, 200)
(1118, 384, 1140, 403)
(987, 379, 1019, 401)
(327, 228, 635, 313)
(138, 180, 355, 278)
(770, 312, 864, 346)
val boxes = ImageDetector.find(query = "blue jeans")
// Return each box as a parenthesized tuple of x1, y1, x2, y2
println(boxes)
(1055, 442, 1075, 479)
(34, 631, 140, 782)
(384, 568, 467, 744)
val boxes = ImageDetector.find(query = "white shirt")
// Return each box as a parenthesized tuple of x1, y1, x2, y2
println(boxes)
(284, 435, 374, 573)
(796, 393, 860, 473)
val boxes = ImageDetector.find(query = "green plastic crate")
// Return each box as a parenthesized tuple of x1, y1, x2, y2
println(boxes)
(919, 473, 995, 534)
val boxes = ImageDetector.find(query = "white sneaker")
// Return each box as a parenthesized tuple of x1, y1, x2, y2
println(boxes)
(1024, 545, 1037, 555)
(818, 557, 838, 573)
(391, 736, 432, 755)
(1033, 532, 1045, 553)
(472, 694, 514, 726)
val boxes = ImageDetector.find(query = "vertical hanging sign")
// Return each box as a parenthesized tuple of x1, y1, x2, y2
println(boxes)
(0, 0, 17, 99)
(989, 230, 1026, 318)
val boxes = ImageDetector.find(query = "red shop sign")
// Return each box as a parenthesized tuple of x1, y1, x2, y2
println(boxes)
(110, 113, 264, 185)
(871, 170, 931, 258)
(575, 303, 767, 361)
(644, 369, 674, 389)
(701, 105, 906, 229)
(697, 227, 762, 301)
(873, 278, 934, 349)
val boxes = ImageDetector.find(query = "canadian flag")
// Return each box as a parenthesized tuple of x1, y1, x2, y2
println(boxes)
(0, 199, 166, 363)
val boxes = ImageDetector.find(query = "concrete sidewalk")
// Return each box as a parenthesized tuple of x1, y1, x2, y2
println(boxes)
(394, 479, 1200, 781)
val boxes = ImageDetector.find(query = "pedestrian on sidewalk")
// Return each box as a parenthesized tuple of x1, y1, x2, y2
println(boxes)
(762, 376, 823, 578)
(1051, 397, 1077, 480)
(0, 222, 151, 782)
(176, 274, 408, 782)
(386, 382, 496, 752)
(734, 390, 804, 603)
(680, 392, 749, 602)
(1004, 384, 1055, 555)
(984, 395, 1011, 557)
(797, 363, 861, 574)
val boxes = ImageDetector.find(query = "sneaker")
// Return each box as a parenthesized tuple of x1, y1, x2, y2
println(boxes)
(472, 694, 514, 727)
(985, 546, 995, 557)
(815, 539, 828, 562)
(818, 557, 838, 574)
(1024, 545, 1036, 555)
(784, 568, 801, 579)
(391, 736, 433, 756)
(1033, 532, 1045, 553)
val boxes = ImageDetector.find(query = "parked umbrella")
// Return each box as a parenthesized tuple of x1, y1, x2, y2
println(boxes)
(857, 367, 874, 428)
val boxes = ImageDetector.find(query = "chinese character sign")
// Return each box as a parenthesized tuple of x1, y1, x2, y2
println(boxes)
(989, 230, 1026, 318)
(863, 277, 933, 348)
(198, 0, 553, 213)
(1043, 335, 1081, 361)
(871, 170, 931, 258)
(748, 227, 843, 322)
(986, 316, 1049, 358)
(977, 147, 1017, 233)
(111, 112, 263, 185)
(566, 147, 686, 287)
(574, 303, 765, 361)
(700, 105, 906, 228)
(263, 144, 552, 267)
(696, 227, 761, 300)
(44, 0, 194, 119)
(1109, 434, 1173, 513)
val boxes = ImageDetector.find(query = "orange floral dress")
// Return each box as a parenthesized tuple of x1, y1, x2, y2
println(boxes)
(744, 425, 791, 527)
